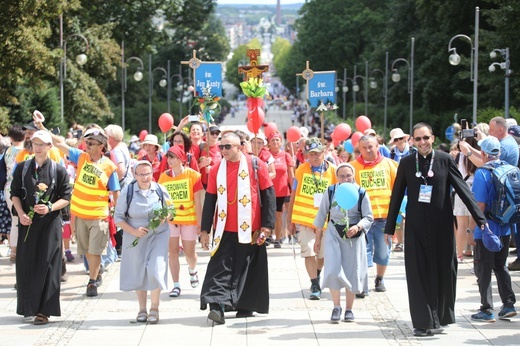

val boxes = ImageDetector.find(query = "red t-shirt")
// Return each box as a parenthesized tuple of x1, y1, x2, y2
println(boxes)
(207, 154, 272, 232)
(138, 152, 163, 182)
(200, 143, 222, 186)
(271, 150, 294, 197)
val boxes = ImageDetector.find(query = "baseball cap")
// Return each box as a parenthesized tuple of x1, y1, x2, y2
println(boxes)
(84, 128, 107, 144)
(304, 137, 325, 153)
(508, 125, 520, 138)
(478, 136, 501, 156)
(30, 130, 52, 144)
(209, 125, 221, 133)
(23, 122, 39, 131)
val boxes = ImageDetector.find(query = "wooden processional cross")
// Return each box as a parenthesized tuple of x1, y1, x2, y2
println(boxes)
(238, 49, 269, 80)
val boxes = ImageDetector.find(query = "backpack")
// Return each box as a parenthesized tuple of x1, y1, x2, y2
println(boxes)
(125, 181, 165, 218)
(482, 160, 520, 225)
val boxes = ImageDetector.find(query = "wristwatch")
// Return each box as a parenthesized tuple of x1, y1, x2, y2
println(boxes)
(466, 151, 473, 157)
(47, 201, 53, 213)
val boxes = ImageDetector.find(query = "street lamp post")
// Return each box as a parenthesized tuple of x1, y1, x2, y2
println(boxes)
(352, 72, 365, 118)
(369, 52, 389, 136)
(448, 6, 479, 124)
(365, 60, 369, 116)
(335, 68, 355, 120)
(391, 38, 415, 134)
(148, 54, 167, 132)
(121, 41, 144, 133)
(489, 47, 511, 118)
(59, 15, 89, 124)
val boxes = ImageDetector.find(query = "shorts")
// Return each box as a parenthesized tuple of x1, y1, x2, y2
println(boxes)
(62, 223, 72, 239)
(275, 196, 289, 212)
(169, 223, 198, 241)
(297, 224, 324, 259)
(75, 217, 109, 256)
(453, 193, 471, 216)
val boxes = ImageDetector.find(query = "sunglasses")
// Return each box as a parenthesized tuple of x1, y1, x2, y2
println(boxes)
(210, 131, 220, 136)
(305, 142, 321, 151)
(85, 141, 101, 147)
(218, 144, 237, 150)
(414, 136, 432, 142)
(393, 137, 405, 143)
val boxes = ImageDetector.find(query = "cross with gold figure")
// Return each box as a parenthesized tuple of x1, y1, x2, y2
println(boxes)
(238, 49, 269, 80)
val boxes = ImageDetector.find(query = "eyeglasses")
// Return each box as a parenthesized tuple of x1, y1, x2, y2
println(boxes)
(218, 144, 237, 150)
(85, 141, 101, 147)
(32, 142, 49, 148)
(210, 131, 220, 136)
(135, 172, 152, 177)
(393, 137, 405, 143)
(414, 136, 431, 142)
(305, 142, 321, 151)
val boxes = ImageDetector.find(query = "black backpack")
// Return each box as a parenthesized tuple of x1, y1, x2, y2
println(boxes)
(326, 184, 366, 219)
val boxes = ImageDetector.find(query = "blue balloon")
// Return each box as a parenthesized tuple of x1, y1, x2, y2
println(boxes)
(399, 196, 408, 214)
(397, 214, 403, 223)
(335, 183, 359, 210)
(343, 139, 354, 153)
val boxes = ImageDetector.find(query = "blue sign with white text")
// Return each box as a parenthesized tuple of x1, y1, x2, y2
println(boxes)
(445, 125, 455, 141)
(308, 71, 336, 108)
(194, 62, 223, 97)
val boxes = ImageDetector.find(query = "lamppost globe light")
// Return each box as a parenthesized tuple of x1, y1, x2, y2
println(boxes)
(335, 86, 339, 92)
(370, 80, 377, 89)
(448, 53, 461, 66)
(490, 51, 497, 59)
(342, 86, 348, 93)
(176, 83, 183, 92)
(76, 53, 88, 66)
(133, 70, 143, 81)
(159, 79, 167, 88)
(489, 64, 496, 73)
(392, 72, 401, 83)
(353, 84, 360, 92)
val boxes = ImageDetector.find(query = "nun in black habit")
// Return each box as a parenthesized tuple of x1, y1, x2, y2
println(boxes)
(384, 123, 486, 335)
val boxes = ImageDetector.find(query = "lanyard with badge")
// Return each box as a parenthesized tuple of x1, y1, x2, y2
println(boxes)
(312, 162, 325, 207)
(415, 151, 435, 203)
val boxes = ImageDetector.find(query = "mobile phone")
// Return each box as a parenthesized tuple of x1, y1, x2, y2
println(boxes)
(461, 119, 467, 129)
(51, 127, 60, 135)
(188, 115, 199, 122)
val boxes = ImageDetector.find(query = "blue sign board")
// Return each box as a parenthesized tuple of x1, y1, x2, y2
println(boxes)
(307, 71, 336, 107)
(194, 62, 222, 97)
(445, 125, 455, 141)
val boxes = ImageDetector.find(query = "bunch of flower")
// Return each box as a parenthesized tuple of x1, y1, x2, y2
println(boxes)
(317, 102, 339, 115)
(24, 183, 50, 242)
(193, 85, 221, 124)
(128, 200, 176, 248)
(240, 77, 269, 98)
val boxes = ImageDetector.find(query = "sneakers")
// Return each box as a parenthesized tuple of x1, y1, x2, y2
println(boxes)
(208, 304, 225, 325)
(189, 271, 199, 288)
(471, 310, 495, 322)
(508, 258, 520, 271)
(498, 306, 517, 319)
(330, 307, 342, 323)
(413, 328, 429, 336)
(355, 292, 366, 298)
(309, 284, 321, 300)
(86, 283, 98, 297)
(344, 310, 355, 322)
(65, 250, 75, 262)
(375, 277, 386, 292)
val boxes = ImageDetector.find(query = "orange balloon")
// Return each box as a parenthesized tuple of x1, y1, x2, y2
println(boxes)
(158, 113, 174, 133)
(355, 115, 371, 133)
(139, 130, 148, 142)
(334, 123, 352, 141)
(287, 126, 301, 142)
(351, 131, 363, 147)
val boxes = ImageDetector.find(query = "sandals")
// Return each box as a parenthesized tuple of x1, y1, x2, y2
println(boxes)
(394, 243, 404, 252)
(169, 287, 181, 298)
(33, 313, 49, 325)
(136, 310, 147, 323)
(148, 309, 159, 324)
(190, 271, 199, 288)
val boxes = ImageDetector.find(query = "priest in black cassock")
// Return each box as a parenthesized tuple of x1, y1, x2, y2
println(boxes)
(384, 123, 487, 337)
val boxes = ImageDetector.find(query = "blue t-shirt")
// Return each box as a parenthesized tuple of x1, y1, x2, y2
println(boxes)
(68, 148, 121, 192)
(500, 135, 519, 166)
(472, 162, 510, 238)
(379, 145, 391, 158)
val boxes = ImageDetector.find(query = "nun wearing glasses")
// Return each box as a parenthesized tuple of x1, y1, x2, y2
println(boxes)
(314, 162, 373, 324)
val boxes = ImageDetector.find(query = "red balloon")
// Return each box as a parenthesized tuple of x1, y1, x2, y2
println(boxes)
(263, 122, 278, 138)
(158, 113, 174, 133)
(287, 126, 301, 143)
(355, 115, 372, 133)
(351, 131, 363, 147)
(139, 130, 148, 142)
(334, 123, 352, 141)
(247, 107, 265, 134)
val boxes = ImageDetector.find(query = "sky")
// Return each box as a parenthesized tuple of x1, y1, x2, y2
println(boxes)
(216, 0, 303, 4)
